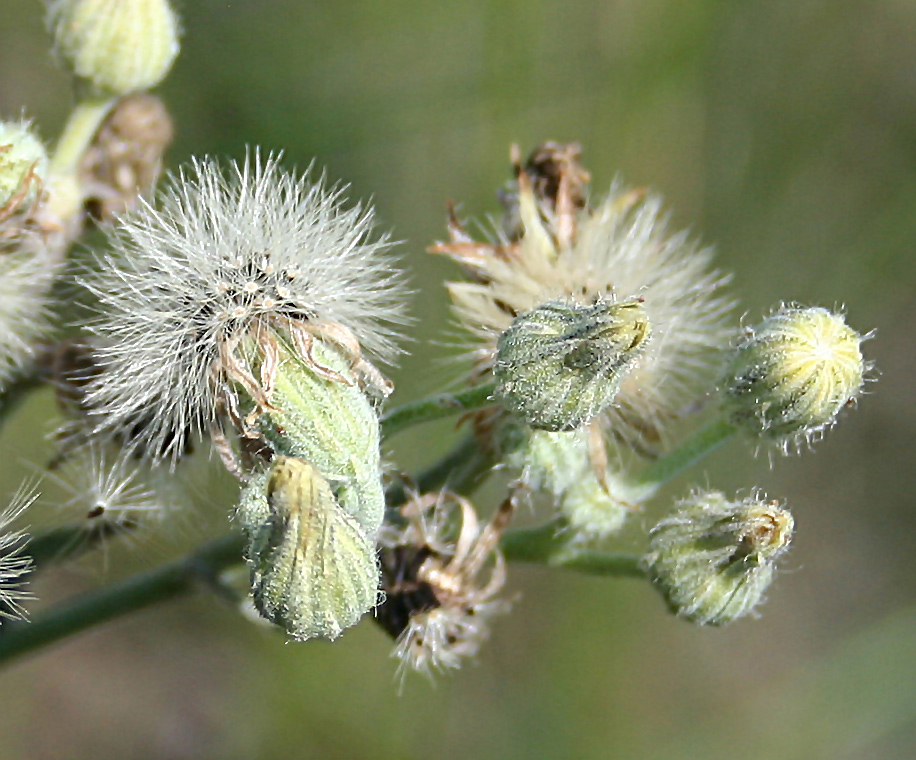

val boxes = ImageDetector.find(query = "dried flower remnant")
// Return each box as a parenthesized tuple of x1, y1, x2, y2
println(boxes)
(79, 93, 174, 222)
(84, 152, 407, 464)
(376, 492, 515, 678)
(433, 143, 732, 457)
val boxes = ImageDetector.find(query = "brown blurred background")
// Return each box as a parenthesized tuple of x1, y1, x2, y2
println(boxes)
(1, 0, 915, 757)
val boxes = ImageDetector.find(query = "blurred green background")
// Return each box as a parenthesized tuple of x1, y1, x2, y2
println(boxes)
(2, 0, 915, 757)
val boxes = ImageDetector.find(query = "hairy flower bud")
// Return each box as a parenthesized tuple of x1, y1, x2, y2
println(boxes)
(243, 335, 386, 537)
(723, 306, 868, 449)
(494, 299, 650, 431)
(47, 0, 180, 96)
(645, 490, 794, 626)
(559, 474, 631, 540)
(238, 456, 379, 641)
(0, 120, 48, 212)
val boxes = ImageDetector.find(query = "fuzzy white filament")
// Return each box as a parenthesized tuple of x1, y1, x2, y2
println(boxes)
(83, 152, 407, 461)
(0, 485, 36, 621)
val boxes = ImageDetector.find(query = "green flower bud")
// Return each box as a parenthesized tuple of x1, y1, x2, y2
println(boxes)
(494, 298, 650, 432)
(644, 490, 794, 626)
(723, 306, 868, 449)
(47, 0, 180, 96)
(247, 334, 386, 537)
(238, 456, 379, 641)
(501, 425, 591, 496)
(0, 121, 48, 210)
(560, 473, 631, 540)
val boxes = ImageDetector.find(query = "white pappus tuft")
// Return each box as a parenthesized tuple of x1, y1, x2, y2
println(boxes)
(82, 151, 409, 461)
(0, 233, 58, 390)
(0, 484, 37, 621)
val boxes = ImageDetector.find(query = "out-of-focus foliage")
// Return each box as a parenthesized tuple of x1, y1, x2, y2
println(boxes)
(0, 0, 914, 757)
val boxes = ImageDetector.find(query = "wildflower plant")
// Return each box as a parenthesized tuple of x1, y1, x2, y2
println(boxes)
(0, 0, 876, 686)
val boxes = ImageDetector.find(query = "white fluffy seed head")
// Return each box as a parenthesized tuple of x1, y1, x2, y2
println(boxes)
(83, 151, 408, 461)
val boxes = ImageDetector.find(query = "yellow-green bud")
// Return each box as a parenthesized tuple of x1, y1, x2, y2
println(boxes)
(238, 456, 379, 641)
(0, 121, 48, 209)
(644, 490, 794, 626)
(47, 0, 180, 96)
(494, 298, 650, 431)
(723, 306, 867, 448)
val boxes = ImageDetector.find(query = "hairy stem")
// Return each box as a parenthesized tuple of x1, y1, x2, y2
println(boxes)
(629, 417, 738, 500)
(0, 533, 245, 666)
(47, 96, 115, 221)
(380, 383, 495, 438)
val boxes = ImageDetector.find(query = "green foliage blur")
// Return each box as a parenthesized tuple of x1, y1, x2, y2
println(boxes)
(1, 0, 915, 757)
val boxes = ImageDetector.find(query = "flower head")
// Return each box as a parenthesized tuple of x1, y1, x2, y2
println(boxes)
(433, 143, 732, 456)
(376, 492, 514, 680)
(46, 0, 180, 97)
(644, 489, 794, 626)
(0, 119, 48, 212)
(722, 305, 869, 452)
(83, 152, 408, 462)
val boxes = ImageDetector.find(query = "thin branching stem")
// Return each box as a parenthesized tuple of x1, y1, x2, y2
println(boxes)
(629, 417, 738, 500)
(380, 382, 495, 438)
(500, 520, 645, 577)
(0, 533, 245, 666)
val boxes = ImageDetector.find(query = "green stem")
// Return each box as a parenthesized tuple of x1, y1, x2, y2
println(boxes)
(21, 520, 139, 569)
(381, 383, 495, 438)
(500, 520, 645, 578)
(629, 417, 737, 500)
(0, 534, 245, 666)
(47, 96, 115, 220)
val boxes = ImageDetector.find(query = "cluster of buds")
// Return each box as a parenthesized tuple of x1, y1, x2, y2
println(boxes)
(83, 153, 407, 639)
(434, 142, 872, 629)
(0, 0, 879, 681)
(433, 143, 733, 540)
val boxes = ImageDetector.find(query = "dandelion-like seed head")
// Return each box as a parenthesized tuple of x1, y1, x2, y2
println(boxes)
(377, 492, 514, 680)
(433, 143, 733, 455)
(84, 152, 408, 461)
(40, 446, 166, 565)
